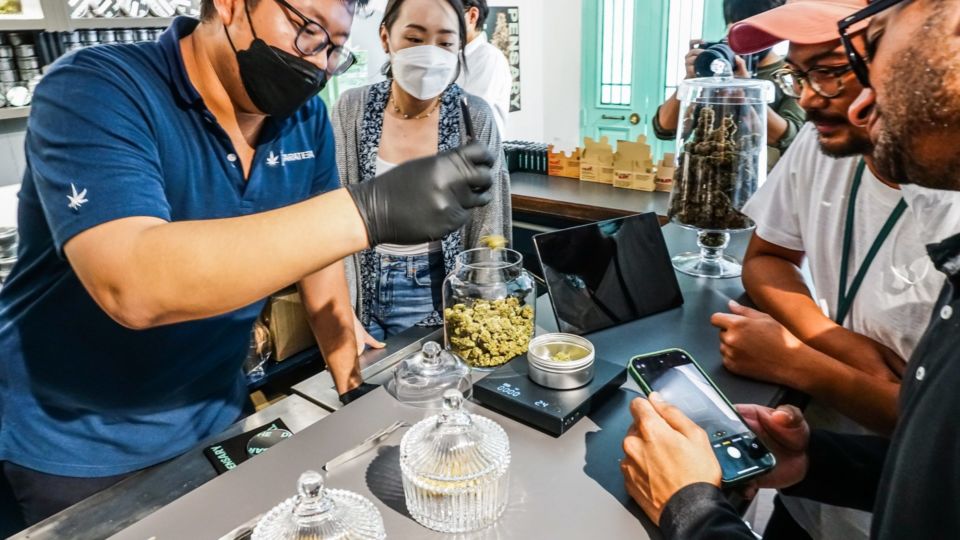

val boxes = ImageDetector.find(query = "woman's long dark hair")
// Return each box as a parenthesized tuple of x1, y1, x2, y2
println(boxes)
(380, 0, 469, 78)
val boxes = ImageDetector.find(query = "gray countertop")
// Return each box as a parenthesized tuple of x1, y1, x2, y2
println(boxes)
(511, 172, 672, 217)
(13, 395, 329, 540)
(109, 224, 771, 540)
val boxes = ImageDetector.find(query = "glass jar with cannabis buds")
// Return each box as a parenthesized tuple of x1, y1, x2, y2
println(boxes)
(443, 247, 536, 369)
(668, 73, 775, 278)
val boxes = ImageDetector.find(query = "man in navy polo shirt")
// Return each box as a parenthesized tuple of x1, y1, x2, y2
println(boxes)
(0, 0, 495, 529)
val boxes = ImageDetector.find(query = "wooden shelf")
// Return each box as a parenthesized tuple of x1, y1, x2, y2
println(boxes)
(0, 106, 30, 121)
(68, 16, 173, 30)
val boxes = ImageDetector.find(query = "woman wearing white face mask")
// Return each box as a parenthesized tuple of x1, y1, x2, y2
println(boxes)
(326, 0, 511, 347)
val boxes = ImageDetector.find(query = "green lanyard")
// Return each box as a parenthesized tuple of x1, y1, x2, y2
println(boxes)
(836, 159, 908, 325)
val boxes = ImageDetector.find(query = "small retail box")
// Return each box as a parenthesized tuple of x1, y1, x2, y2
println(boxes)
(547, 145, 582, 179)
(613, 135, 656, 191)
(655, 152, 677, 193)
(580, 136, 614, 184)
(265, 288, 315, 361)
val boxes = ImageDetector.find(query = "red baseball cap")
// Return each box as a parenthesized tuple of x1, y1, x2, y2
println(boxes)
(728, 0, 870, 54)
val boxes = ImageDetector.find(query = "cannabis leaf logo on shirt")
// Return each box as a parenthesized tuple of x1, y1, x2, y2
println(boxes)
(266, 151, 280, 167)
(67, 183, 88, 211)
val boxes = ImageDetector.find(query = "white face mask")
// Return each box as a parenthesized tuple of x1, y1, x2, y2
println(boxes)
(390, 45, 459, 100)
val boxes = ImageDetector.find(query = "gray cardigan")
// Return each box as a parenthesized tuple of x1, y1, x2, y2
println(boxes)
(331, 82, 512, 314)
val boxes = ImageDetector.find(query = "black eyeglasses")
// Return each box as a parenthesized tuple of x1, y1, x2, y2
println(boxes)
(774, 64, 854, 99)
(273, 0, 356, 75)
(838, 0, 908, 88)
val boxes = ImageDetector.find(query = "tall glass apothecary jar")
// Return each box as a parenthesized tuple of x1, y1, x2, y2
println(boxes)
(668, 71, 775, 278)
(443, 248, 536, 369)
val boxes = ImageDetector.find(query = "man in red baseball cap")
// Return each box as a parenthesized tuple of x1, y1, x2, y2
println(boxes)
(620, 1, 960, 539)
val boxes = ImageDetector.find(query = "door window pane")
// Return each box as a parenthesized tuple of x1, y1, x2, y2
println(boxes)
(663, 0, 706, 100)
(599, 0, 634, 106)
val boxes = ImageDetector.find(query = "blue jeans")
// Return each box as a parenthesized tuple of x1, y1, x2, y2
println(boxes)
(365, 252, 445, 341)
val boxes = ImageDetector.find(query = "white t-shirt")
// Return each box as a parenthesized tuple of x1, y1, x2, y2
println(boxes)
(457, 33, 511, 139)
(374, 156, 441, 256)
(741, 123, 960, 539)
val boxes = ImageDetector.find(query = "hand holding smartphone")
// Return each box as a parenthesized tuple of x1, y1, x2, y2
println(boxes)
(628, 348, 776, 485)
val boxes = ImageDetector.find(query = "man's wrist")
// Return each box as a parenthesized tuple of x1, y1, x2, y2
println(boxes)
(659, 483, 737, 539)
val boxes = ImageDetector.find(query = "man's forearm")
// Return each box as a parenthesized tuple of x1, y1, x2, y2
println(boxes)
(766, 107, 789, 145)
(791, 348, 900, 435)
(660, 484, 756, 540)
(743, 253, 836, 342)
(69, 189, 368, 328)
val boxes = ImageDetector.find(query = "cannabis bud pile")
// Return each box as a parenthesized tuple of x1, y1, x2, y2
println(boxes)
(668, 106, 761, 230)
(444, 297, 535, 367)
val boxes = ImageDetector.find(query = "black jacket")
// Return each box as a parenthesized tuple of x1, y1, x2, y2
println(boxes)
(660, 233, 960, 539)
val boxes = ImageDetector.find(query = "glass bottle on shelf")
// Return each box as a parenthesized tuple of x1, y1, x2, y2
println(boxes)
(399, 390, 511, 533)
(252, 470, 386, 540)
(443, 248, 536, 369)
(668, 62, 775, 278)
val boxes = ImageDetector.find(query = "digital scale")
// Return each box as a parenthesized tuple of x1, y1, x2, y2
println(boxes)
(473, 356, 627, 436)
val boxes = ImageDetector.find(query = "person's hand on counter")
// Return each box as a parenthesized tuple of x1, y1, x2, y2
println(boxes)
(711, 300, 809, 387)
(621, 393, 721, 525)
(354, 315, 385, 356)
(346, 142, 495, 246)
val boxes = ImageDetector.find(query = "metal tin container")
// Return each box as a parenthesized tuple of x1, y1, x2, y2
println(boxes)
(119, 29, 136, 43)
(0, 46, 12, 59)
(527, 333, 596, 390)
(0, 70, 16, 83)
(0, 58, 12, 71)
(81, 30, 99, 42)
(98, 30, 117, 44)
(7, 33, 25, 46)
(16, 57, 38, 71)
(136, 29, 153, 42)
(63, 31, 82, 45)
(14, 44, 34, 58)
(5, 85, 31, 107)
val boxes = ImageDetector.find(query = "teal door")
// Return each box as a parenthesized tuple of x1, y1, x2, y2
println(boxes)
(581, 0, 728, 157)
(580, 0, 665, 145)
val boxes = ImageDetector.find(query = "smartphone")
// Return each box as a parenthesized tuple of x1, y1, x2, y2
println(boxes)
(628, 348, 776, 485)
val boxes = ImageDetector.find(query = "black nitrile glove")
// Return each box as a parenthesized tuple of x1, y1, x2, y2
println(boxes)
(345, 142, 495, 246)
(339, 382, 378, 405)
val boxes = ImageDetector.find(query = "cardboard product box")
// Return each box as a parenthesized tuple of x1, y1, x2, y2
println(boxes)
(613, 136, 656, 191)
(547, 145, 582, 179)
(580, 136, 615, 184)
(655, 152, 677, 193)
(265, 288, 316, 362)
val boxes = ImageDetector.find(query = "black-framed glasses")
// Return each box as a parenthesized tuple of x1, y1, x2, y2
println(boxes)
(273, 0, 356, 75)
(838, 0, 908, 88)
(773, 65, 854, 99)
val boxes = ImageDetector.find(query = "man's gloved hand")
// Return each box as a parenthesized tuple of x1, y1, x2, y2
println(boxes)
(345, 142, 495, 246)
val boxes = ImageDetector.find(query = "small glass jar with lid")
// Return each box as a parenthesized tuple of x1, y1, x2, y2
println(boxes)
(442, 248, 536, 369)
(668, 67, 775, 278)
(386, 340, 473, 408)
(399, 389, 511, 533)
(252, 470, 386, 540)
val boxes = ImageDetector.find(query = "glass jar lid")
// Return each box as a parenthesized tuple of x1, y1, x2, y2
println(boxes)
(678, 75, 775, 105)
(387, 341, 472, 408)
(399, 390, 510, 489)
(252, 470, 386, 540)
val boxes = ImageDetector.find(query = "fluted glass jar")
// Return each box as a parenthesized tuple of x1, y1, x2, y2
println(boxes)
(399, 390, 510, 533)
(252, 470, 386, 540)
(443, 248, 536, 368)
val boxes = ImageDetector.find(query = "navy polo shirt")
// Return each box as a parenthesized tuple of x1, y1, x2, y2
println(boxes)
(0, 17, 339, 477)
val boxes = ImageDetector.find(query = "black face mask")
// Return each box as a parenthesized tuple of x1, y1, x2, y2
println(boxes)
(225, 5, 327, 118)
